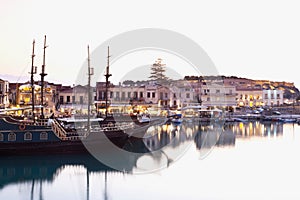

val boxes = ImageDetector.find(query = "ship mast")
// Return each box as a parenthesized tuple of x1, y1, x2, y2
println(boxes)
(40, 35, 48, 119)
(30, 40, 37, 123)
(105, 46, 112, 118)
(87, 45, 93, 133)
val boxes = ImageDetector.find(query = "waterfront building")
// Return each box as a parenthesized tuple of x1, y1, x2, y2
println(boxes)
(262, 89, 284, 106)
(95, 80, 198, 113)
(15, 81, 59, 116)
(200, 84, 237, 107)
(236, 88, 263, 107)
(236, 88, 284, 107)
(58, 85, 96, 114)
(0, 79, 9, 108)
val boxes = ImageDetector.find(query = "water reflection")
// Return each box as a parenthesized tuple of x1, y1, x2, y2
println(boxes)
(224, 121, 284, 138)
(193, 121, 285, 150)
(0, 121, 294, 199)
(0, 154, 115, 189)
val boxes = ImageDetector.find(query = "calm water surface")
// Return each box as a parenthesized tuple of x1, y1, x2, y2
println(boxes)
(1, 121, 300, 200)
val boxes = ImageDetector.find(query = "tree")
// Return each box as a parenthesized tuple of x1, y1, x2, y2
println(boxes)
(149, 58, 168, 82)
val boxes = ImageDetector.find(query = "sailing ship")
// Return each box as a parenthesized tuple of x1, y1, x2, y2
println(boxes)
(0, 38, 167, 155)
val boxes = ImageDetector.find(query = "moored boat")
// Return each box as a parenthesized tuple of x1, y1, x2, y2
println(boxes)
(0, 44, 167, 155)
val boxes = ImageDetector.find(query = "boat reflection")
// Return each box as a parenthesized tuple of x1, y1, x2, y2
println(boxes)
(0, 154, 114, 190)
(0, 128, 178, 190)
(0, 121, 286, 192)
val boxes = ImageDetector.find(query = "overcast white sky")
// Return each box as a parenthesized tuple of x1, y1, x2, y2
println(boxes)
(1, 0, 300, 87)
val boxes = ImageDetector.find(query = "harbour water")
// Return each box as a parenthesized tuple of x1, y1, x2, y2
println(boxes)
(1, 121, 300, 200)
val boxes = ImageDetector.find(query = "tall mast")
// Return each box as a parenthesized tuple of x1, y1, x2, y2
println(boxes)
(40, 35, 48, 119)
(87, 45, 93, 133)
(105, 46, 112, 117)
(30, 40, 37, 122)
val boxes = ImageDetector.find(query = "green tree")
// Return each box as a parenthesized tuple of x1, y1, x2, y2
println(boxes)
(149, 58, 168, 82)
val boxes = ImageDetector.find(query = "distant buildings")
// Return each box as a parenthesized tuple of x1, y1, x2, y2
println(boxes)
(0, 75, 296, 113)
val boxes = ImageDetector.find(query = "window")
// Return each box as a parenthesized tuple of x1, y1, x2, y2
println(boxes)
(0, 133, 3, 141)
(160, 92, 163, 99)
(173, 93, 176, 98)
(66, 96, 70, 103)
(116, 92, 120, 98)
(72, 96, 75, 103)
(8, 132, 16, 141)
(152, 92, 155, 98)
(80, 96, 84, 104)
(265, 94, 268, 99)
(59, 96, 64, 104)
(40, 132, 48, 140)
(216, 89, 220, 93)
(52, 90, 56, 102)
(133, 92, 138, 98)
(98, 91, 102, 100)
(271, 94, 274, 99)
(122, 92, 125, 99)
(165, 93, 168, 98)
(204, 89, 210, 94)
(128, 92, 131, 98)
(147, 92, 151, 98)
(110, 92, 113, 98)
(207, 97, 210, 101)
(140, 92, 143, 98)
(229, 89, 232, 94)
(186, 93, 190, 98)
(24, 132, 32, 141)
(277, 94, 280, 99)
(250, 95, 253, 101)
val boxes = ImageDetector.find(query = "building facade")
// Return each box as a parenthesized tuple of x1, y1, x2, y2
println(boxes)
(0, 79, 9, 108)
(236, 88, 284, 107)
(262, 89, 284, 106)
(200, 84, 237, 107)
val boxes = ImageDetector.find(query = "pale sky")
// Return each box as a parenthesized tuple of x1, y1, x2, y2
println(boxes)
(1, 0, 300, 87)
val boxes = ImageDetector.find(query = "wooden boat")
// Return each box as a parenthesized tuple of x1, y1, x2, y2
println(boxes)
(0, 43, 167, 155)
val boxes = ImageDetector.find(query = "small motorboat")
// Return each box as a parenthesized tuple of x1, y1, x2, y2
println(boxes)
(167, 114, 183, 124)
(280, 118, 297, 123)
(137, 113, 151, 123)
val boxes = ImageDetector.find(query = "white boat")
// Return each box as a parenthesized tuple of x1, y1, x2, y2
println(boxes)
(233, 118, 248, 122)
(137, 114, 151, 123)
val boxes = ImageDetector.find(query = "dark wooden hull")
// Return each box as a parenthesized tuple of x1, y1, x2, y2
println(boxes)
(0, 134, 129, 156)
(0, 115, 166, 156)
(0, 140, 88, 155)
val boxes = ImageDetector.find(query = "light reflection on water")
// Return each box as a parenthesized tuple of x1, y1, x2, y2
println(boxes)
(1, 121, 300, 200)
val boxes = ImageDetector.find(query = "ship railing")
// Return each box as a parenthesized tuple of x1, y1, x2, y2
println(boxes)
(36, 119, 49, 126)
(51, 119, 68, 139)
(100, 122, 134, 131)
(62, 136, 86, 141)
